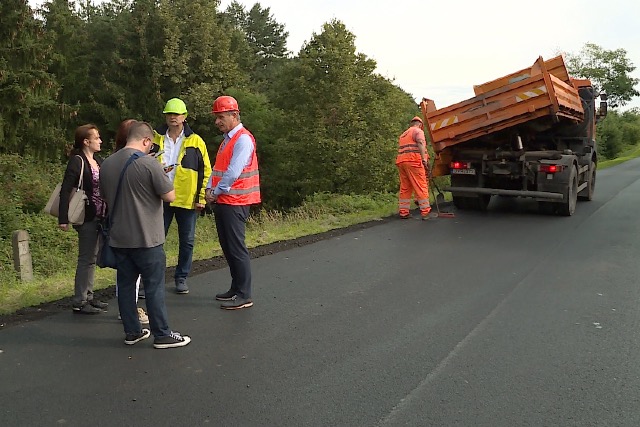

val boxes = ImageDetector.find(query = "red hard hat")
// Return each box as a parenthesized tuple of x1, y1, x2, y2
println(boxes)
(212, 96, 239, 114)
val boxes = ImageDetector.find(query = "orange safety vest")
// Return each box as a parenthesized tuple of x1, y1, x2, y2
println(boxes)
(211, 127, 261, 206)
(396, 127, 425, 165)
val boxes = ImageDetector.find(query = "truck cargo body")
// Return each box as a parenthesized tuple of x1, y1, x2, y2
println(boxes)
(420, 55, 604, 216)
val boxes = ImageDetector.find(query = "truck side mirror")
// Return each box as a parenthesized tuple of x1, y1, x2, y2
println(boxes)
(598, 93, 607, 117)
(599, 101, 608, 116)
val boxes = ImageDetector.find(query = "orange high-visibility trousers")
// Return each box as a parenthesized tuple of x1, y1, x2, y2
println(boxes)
(397, 162, 430, 218)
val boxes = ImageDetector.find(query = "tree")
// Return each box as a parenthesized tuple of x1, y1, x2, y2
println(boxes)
(269, 20, 417, 205)
(223, 1, 289, 92)
(566, 43, 640, 108)
(0, 0, 63, 158)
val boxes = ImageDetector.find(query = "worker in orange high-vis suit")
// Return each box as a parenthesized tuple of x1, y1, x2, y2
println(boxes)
(205, 95, 260, 310)
(396, 116, 431, 220)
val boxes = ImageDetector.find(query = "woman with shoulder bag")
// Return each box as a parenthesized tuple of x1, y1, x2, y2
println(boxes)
(59, 124, 108, 314)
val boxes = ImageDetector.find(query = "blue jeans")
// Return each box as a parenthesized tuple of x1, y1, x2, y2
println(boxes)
(163, 204, 197, 282)
(114, 245, 171, 338)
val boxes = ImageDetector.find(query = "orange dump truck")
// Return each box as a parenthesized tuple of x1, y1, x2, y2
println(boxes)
(420, 55, 607, 215)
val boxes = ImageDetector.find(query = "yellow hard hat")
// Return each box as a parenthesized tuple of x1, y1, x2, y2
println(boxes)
(163, 98, 188, 116)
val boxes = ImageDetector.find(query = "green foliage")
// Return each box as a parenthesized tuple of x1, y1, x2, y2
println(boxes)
(268, 20, 416, 207)
(0, 0, 64, 158)
(596, 111, 624, 159)
(596, 109, 640, 159)
(223, 1, 289, 93)
(292, 192, 396, 216)
(566, 43, 640, 108)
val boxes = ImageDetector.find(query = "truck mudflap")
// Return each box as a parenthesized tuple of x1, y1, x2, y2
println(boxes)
(446, 186, 564, 200)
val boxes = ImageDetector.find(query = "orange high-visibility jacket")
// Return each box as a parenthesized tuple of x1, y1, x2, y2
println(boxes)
(211, 128, 261, 205)
(395, 127, 426, 165)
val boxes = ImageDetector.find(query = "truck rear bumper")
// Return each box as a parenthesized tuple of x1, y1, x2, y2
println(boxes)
(446, 186, 564, 200)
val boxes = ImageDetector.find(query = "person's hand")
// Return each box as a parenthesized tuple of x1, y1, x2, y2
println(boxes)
(58, 224, 69, 231)
(195, 203, 205, 211)
(204, 189, 217, 204)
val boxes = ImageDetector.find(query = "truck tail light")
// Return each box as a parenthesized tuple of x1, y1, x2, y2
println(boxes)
(451, 161, 471, 170)
(539, 164, 563, 173)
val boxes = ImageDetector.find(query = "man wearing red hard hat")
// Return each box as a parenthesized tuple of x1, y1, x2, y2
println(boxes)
(396, 116, 431, 220)
(205, 96, 260, 310)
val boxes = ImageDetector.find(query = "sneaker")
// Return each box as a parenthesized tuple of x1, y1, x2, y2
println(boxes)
(175, 278, 189, 294)
(399, 214, 410, 219)
(89, 300, 108, 309)
(215, 290, 236, 301)
(73, 302, 102, 315)
(124, 328, 151, 345)
(421, 215, 430, 221)
(137, 307, 149, 325)
(220, 295, 253, 310)
(153, 331, 191, 349)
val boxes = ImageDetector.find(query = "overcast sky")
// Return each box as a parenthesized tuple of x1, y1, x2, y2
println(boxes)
(29, 0, 640, 110)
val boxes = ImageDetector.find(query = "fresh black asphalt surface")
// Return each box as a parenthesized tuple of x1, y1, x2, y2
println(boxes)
(2, 159, 640, 426)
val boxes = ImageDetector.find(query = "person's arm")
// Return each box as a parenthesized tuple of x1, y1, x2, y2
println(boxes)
(414, 129, 429, 171)
(196, 136, 212, 209)
(148, 157, 175, 203)
(213, 135, 253, 196)
(161, 189, 176, 203)
(58, 156, 82, 230)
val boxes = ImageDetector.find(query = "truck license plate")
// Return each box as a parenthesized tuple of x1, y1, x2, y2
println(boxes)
(451, 168, 476, 175)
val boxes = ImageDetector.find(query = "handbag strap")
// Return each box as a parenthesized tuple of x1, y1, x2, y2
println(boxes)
(75, 155, 84, 190)
(108, 152, 144, 227)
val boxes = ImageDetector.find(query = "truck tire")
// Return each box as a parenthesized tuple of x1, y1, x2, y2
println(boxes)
(558, 165, 578, 216)
(578, 162, 596, 201)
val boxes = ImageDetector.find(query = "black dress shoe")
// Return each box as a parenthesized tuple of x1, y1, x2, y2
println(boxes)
(220, 296, 253, 310)
(215, 290, 236, 301)
(73, 303, 102, 314)
(89, 300, 108, 309)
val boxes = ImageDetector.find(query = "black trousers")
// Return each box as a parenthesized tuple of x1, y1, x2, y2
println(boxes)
(213, 203, 252, 299)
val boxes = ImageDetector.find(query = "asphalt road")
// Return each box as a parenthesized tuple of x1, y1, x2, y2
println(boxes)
(2, 159, 640, 426)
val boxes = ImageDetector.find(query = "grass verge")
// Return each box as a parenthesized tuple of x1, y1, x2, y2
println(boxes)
(0, 193, 397, 315)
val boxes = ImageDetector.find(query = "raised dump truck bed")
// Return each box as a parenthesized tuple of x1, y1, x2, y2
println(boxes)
(423, 56, 584, 153)
(419, 55, 605, 216)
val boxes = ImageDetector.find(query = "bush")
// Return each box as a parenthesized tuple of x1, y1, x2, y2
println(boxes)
(597, 113, 624, 159)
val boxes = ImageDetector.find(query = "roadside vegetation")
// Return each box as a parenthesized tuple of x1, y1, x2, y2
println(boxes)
(1, 1, 639, 315)
(1, 108, 639, 315)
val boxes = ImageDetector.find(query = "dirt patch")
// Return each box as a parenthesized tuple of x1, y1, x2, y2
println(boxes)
(0, 218, 392, 330)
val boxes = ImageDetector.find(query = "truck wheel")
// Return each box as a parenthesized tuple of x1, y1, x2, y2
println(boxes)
(578, 163, 596, 201)
(558, 165, 578, 216)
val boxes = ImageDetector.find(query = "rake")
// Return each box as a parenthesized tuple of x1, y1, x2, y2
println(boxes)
(427, 163, 456, 218)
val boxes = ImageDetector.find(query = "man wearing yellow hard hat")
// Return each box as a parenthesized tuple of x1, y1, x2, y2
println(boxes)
(153, 98, 212, 294)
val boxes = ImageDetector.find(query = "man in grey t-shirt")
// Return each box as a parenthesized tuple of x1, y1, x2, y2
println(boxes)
(100, 121, 191, 349)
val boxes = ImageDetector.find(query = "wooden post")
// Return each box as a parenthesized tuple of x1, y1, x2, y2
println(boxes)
(12, 230, 33, 282)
